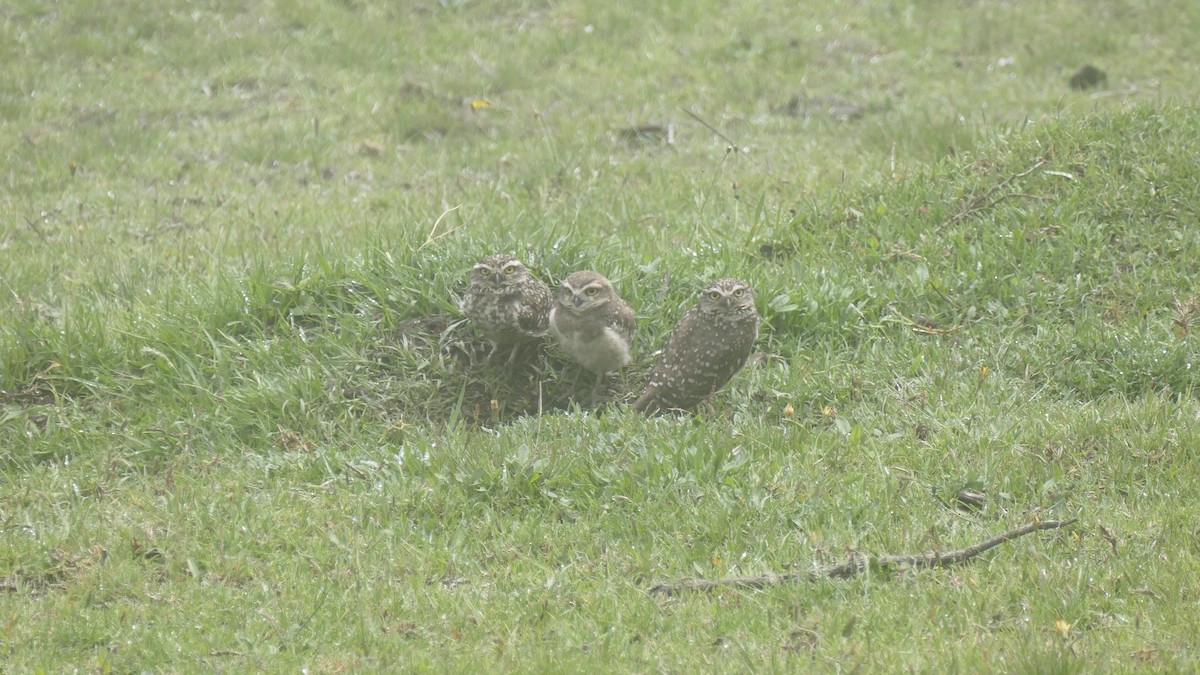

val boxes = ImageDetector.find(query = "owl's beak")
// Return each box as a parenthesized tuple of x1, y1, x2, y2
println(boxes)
(572, 294, 586, 308)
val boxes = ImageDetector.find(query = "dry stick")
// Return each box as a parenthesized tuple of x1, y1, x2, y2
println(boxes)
(888, 304, 964, 335)
(649, 518, 1078, 596)
(680, 106, 741, 151)
(24, 216, 49, 243)
(945, 157, 1048, 227)
(413, 204, 462, 253)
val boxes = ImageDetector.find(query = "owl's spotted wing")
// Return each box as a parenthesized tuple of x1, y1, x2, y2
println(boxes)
(609, 298, 637, 348)
(632, 306, 701, 413)
(707, 319, 757, 391)
(514, 281, 553, 338)
(633, 306, 758, 414)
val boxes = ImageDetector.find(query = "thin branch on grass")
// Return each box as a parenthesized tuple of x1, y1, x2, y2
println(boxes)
(649, 518, 1077, 596)
(880, 245, 926, 262)
(343, 461, 371, 480)
(680, 106, 741, 152)
(943, 157, 1048, 227)
(24, 216, 49, 243)
(413, 205, 462, 253)
(887, 303, 964, 335)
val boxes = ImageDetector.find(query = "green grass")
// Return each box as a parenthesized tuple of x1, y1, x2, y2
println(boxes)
(3, 0, 1200, 671)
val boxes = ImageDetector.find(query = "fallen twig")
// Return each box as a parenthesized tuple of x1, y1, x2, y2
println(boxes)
(888, 304, 964, 335)
(24, 216, 50, 243)
(944, 157, 1048, 227)
(649, 518, 1077, 596)
(680, 106, 740, 151)
(413, 204, 462, 253)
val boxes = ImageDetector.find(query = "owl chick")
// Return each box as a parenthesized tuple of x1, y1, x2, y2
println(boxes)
(633, 278, 759, 414)
(549, 271, 636, 402)
(460, 254, 552, 362)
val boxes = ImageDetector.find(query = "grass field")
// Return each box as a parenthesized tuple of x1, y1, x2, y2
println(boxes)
(4, 0, 1200, 671)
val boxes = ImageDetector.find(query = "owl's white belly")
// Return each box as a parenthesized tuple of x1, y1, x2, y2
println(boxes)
(551, 319, 631, 374)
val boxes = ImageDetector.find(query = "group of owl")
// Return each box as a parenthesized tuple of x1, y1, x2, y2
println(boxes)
(460, 253, 760, 414)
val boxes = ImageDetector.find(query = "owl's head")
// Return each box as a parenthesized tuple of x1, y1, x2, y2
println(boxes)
(558, 270, 616, 312)
(470, 254, 532, 289)
(697, 278, 755, 315)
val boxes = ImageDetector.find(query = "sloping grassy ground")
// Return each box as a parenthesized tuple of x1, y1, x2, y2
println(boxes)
(3, 1, 1200, 671)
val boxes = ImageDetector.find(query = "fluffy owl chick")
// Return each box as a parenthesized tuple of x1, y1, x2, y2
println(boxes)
(549, 271, 636, 402)
(633, 278, 759, 414)
(460, 254, 552, 360)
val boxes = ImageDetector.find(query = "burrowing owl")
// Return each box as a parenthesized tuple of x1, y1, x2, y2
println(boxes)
(633, 278, 759, 414)
(549, 271, 635, 402)
(460, 254, 552, 361)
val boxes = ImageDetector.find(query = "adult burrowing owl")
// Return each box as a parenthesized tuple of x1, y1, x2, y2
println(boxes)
(633, 278, 759, 414)
(549, 271, 636, 402)
(460, 254, 552, 361)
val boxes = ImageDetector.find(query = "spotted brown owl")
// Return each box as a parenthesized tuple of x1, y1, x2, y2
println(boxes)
(633, 278, 759, 414)
(460, 254, 552, 360)
(549, 270, 635, 402)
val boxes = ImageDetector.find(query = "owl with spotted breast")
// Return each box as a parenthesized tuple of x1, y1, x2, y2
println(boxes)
(633, 278, 759, 414)
(549, 271, 636, 402)
(460, 254, 553, 360)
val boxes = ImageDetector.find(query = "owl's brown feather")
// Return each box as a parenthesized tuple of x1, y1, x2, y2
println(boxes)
(633, 278, 759, 414)
(461, 254, 552, 346)
(549, 271, 635, 375)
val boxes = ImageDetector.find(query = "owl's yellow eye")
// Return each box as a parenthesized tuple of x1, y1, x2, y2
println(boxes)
(502, 265, 517, 274)
(708, 291, 721, 300)
(732, 288, 745, 298)
(479, 268, 491, 275)
(586, 287, 600, 296)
